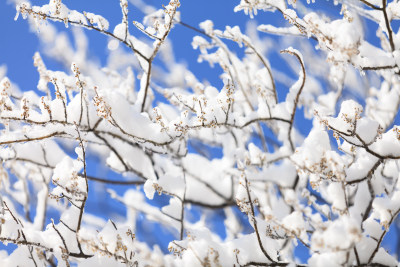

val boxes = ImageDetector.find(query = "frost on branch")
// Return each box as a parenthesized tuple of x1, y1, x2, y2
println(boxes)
(3, 0, 400, 266)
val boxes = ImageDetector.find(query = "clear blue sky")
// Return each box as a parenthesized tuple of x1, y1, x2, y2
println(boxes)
(1, 0, 398, 263)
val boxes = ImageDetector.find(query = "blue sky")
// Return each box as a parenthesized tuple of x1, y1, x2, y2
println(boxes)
(0, 0, 339, 94)
(1, 0, 283, 255)
(1, 0, 399, 263)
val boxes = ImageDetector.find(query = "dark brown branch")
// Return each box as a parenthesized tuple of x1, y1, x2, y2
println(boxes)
(243, 175, 275, 263)
(346, 159, 383, 185)
(360, 0, 383, 10)
(0, 237, 53, 253)
(382, 0, 395, 51)
(180, 169, 186, 240)
(0, 131, 68, 145)
(361, 65, 396, 71)
(354, 246, 361, 266)
(18, 7, 148, 61)
(241, 261, 292, 266)
(84, 175, 144, 185)
(280, 49, 306, 152)
(74, 125, 88, 236)
(140, 4, 179, 112)
(367, 207, 400, 264)
(184, 199, 235, 209)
